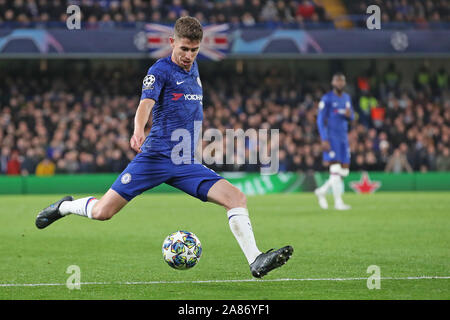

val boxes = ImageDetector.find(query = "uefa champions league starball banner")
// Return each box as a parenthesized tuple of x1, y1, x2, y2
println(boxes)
(0, 27, 448, 58)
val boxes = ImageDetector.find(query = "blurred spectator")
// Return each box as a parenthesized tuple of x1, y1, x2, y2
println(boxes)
(434, 67, 448, 96)
(110, 149, 127, 173)
(21, 148, 39, 175)
(241, 12, 256, 27)
(414, 63, 432, 92)
(436, 147, 450, 171)
(377, 140, 391, 169)
(365, 151, 381, 171)
(95, 154, 111, 173)
(35, 158, 55, 176)
(261, 0, 278, 22)
(358, 91, 378, 127)
(385, 148, 413, 173)
(64, 151, 80, 174)
(7, 150, 21, 175)
(383, 63, 402, 95)
(0, 146, 11, 174)
(79, 152, 95, 173)
(425, 145, 437, 171)
(56, 158, 68, 174)
(296, 0, 316, 20)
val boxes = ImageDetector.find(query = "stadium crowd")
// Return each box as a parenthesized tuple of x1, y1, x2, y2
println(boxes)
(0, 0, 332, 28)
(346, 0, 449, 28)
(1, 0, 448, 29)
(0, 60, 449, 176)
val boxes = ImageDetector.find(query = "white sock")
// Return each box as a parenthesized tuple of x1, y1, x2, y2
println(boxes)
(317, 177, 331, 194)
(59, 197, 98, 219)
(227, 207, 262, 265)
(330, 174, 343, 205)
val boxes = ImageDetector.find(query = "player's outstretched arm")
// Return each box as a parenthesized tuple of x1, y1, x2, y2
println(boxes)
(130, 98, 155, 153)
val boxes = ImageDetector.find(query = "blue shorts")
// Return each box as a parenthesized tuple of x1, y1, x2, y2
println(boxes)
(322, 138, 350, 164)
(111, 152, 224, 202)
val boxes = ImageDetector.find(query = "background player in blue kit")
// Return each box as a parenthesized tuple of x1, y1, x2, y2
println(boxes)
(314, 73, 354, 210)
(35, 16, 292, 278)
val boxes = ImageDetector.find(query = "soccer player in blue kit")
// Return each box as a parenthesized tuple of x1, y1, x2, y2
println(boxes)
(314, 73, 354, 210)
(35, 17, 293, 278)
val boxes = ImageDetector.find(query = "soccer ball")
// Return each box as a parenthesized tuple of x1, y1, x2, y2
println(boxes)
(162, 230, 202, 270)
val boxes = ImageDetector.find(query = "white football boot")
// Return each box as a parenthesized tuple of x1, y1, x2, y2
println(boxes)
(334, 200, 351, 211)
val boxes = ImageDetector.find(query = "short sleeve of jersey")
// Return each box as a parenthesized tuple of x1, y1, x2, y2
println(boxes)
(318, 95, 328, 112)
(140, 62, 167, 101)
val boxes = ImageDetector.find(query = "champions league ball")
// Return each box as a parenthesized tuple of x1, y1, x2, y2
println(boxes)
(162, 230, 202, 270)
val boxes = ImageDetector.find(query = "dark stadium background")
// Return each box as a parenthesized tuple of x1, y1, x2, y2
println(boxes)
(0, 0, 448, 189)
(0, 0, 450, 303)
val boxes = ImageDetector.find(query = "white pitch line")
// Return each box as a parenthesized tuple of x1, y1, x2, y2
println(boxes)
(1, 276, 449, 288)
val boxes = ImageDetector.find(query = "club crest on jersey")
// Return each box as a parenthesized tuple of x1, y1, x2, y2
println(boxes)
(143, 75, 155, 90)
(121, 173, 132, 184)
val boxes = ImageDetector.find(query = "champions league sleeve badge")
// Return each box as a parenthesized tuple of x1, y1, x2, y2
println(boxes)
(143, 75, 156, 90)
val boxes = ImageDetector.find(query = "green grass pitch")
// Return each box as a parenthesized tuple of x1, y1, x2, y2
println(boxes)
(0, 192, 449, 300)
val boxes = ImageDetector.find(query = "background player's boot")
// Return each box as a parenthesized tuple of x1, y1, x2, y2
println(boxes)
(314, 188, 328, 209)
(334, 201, 351, 211)
(35, 196, 74, 229)
(250, 246, 293, 278)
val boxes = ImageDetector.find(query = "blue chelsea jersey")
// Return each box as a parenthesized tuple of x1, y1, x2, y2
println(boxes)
(140, 56, 203, 158)
(317, 90, 354, 141)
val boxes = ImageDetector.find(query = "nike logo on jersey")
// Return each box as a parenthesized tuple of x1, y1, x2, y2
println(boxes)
(176, 80, 185, 85)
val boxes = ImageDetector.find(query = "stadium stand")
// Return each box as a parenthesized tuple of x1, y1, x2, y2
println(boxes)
(344, 0, 449, 29)
(0, 0, 447, 29)
(0, 0, 332, 28)
(0, 59, 448, 175)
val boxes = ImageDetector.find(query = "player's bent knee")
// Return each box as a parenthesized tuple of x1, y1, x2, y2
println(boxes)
(329, 163, 341, 174)
(236, 190, 247, 208)
(228, 188, 247, 209)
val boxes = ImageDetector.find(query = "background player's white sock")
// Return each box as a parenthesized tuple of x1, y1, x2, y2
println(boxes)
(227, 207, 262, 265)
(330, 174, 344, 205)
(59, 197, 98, 219)
(316, 177, 331, 194)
